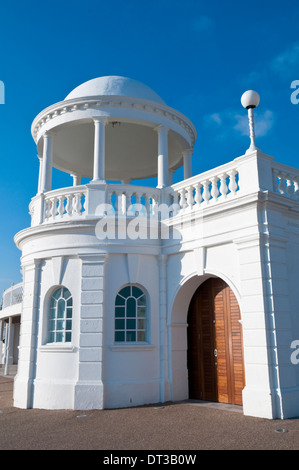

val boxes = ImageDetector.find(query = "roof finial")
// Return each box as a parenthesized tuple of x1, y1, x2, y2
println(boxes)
(241, 90, 260, 154)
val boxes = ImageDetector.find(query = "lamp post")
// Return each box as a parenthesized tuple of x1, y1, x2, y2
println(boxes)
(241, 90, 260, 154)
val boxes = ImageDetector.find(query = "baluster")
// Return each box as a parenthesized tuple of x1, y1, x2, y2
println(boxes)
(286, 175, 294, 197)
(272, 169, 279, 193)
(44, 199, 50, 220)
(193, 183, 202, 207)
(73, 192, 82, 215)
(210, 176, 219, 201)
(186, 186, 194, 209)
(178, 188, 187, 210)
(144, 194, 151, 216)
(50, 197, 57, 218)
(228, 170, 238, 195)
(202, 180, 210, 203)
(65, 194, 72, 215)
(293, 177, 299, 201)
(219, 173, 228, 198)
(126, 192, 133, 215)
(278, 172, 287, 195)
(57, 196, 64, 217)
(151, 195, 159, 216)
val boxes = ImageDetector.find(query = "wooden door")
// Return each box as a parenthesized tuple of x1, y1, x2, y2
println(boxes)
(187, 278, 245, 405)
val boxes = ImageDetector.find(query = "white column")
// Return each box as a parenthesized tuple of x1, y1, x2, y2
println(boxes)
(37, 155, 43, 194)
(4, 317, 12, 375)
(40, 132, 53, 193)
(71, 174, 81, 186)
(92, 118, 107, 183)
(156, 126, 169, 189)
(183, 148, 193, 180)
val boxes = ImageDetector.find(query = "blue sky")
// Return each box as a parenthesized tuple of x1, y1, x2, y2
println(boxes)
(0, 0, 299, 293)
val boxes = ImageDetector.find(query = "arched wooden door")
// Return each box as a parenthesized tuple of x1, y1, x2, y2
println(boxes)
(187, 278, 245, 406)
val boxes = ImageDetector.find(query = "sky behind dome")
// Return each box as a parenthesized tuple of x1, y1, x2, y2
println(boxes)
(0, 0, 299, 292)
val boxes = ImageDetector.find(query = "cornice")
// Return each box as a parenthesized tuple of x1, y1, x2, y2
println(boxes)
(31, 95, 197, 146)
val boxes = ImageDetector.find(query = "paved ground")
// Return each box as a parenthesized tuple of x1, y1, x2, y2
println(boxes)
(1, 375, 299, 451)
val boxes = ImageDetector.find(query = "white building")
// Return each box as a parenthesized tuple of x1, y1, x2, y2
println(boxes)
(9, 76, 299, 419)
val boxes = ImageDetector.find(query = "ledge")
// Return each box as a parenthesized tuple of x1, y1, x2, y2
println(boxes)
(109, 343, 155, 352)
(39, 344, 76, 353)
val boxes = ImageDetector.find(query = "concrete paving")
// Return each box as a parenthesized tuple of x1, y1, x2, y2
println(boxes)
(1, 375, 299, 451)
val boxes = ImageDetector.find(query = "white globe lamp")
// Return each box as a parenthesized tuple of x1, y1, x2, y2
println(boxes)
(241, 90, 260, 154)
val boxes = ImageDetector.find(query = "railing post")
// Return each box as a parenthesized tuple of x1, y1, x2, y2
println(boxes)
(234, 150, 274, 197)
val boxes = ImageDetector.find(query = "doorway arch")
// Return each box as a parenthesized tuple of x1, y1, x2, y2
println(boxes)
(187, 277, 245, 406)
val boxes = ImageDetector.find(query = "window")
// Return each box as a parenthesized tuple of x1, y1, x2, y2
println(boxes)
(48, 287, 72, 343)
(115, 285, 147, 343)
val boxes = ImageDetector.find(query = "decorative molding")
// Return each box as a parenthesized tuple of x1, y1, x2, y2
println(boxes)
(31, 96, 196, 146)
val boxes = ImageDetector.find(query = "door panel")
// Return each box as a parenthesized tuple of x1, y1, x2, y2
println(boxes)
(187, 278, 245, 405)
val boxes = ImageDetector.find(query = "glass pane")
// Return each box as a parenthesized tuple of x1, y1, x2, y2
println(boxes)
(67, 297, 73, 307)
(126, 297, 136, 317)
(49, 308, 56, 319)
(137, 295, 146, 307)
(119, 286, 131, 298)
(137, 306, 146, 317)
(126, 319, 136, 330)
(48, 331, 55, 343)
(63, 288, 71, 299)
(126, 331, 136, 342)
(132, 286, 143, 298)
(115, 295, 125, 306)
(66, 307, 72, 319)
(115, 319, 125, 330)
(57, 320, 65, 331)
(137, 331, 146, 342)
(49, 319, 56, 331)
(66, 320, 72, 331)
(65, 332, 72, 342)
(115, 306, 125, 318)
(50, 297, 56, 308)
(52, 288, 62, 301)
(56, 332, 63, 342)
(137, 319, 145, 329)
(115, 331, 125, 342)
(57, 299, 65, 319)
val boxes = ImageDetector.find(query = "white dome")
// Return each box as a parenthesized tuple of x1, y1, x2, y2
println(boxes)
(64, 76, 166, 104)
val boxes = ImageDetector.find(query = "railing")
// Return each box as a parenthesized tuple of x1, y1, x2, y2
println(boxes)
(44, 186, 87, 221)
(170, 162, 239, 211)
(28, 152, 299, 227)
(272, 163, 299, 201)
(107, 184, 161, 216)
(1, 283, 23, 310)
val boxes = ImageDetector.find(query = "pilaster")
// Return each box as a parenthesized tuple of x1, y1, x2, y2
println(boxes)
(74, 253, 106, 409)
(13, 259, 41, 408)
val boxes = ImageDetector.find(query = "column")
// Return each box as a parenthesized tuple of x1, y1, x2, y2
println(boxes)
(183, 148, 193, 180)
(71, 173, 81, 186)
(37, 155, 43, 194)
(40, 132, 53, 193)
(156, 126, 169, 189)
(92, 118, 107, 183)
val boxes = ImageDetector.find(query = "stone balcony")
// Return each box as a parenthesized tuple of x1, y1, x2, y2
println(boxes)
(28, 151, 299, 229)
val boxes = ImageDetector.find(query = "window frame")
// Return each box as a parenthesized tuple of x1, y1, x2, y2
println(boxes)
(47, 286, 73, 344)
(114, 284, 148, 344)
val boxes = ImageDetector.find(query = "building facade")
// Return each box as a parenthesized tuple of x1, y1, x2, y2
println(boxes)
(10, 76, 299, 419)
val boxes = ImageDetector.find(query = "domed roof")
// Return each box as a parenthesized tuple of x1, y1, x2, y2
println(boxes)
(64, 76, 166, 104)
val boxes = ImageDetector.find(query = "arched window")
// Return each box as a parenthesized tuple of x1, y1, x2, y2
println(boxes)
(48, 287, 73, 343)
(115, 285, 147, 343)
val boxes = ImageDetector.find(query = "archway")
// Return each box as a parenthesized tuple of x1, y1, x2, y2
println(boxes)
(187, 277, 245, 405)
